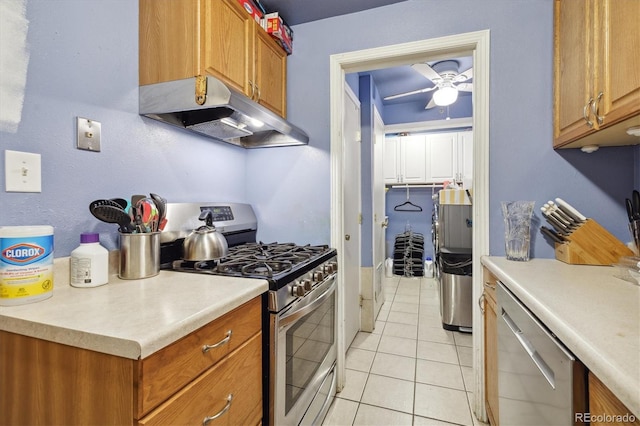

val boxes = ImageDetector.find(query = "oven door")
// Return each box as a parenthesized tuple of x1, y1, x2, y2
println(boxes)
(270, 274, 337, 426)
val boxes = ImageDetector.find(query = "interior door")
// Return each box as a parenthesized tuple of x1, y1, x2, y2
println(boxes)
(343, 85, 361, 349)
(372, 107, 386, 324)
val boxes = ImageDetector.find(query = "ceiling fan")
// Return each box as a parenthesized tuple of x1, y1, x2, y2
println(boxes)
(384, 60, 473, 109)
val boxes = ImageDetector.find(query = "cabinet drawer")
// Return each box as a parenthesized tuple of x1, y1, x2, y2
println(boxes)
(139, 332, 263, 426)
(136, 296, 262, 417)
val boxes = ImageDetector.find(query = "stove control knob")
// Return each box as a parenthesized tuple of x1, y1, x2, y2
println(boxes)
(330, 261, 338, 272)
(292, 283, 306, 297)
(313, 271, 324, 282)
(323, 264, 334, 274)
(302, 279, 313, 291)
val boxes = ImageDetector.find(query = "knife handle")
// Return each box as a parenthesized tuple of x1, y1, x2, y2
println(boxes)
(541, 226, 565, 243)
(555, 198, 587, 222)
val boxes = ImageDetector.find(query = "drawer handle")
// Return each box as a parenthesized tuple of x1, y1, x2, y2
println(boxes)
(202, 394, 233, 425)
(202, 330, 232, 353)
(483, 281, 496, 290)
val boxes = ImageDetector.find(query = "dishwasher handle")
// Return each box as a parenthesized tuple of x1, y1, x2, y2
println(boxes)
(501, 308, 556, 389)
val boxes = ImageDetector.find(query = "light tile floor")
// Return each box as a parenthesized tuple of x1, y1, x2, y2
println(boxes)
(323, 275, 489, 426)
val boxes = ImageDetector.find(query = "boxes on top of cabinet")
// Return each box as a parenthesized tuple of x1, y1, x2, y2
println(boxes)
(237, 0, 263, 23)
(262, 12, 293, 55)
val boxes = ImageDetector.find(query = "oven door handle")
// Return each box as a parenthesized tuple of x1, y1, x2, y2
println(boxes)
(279, 276, 336, 330)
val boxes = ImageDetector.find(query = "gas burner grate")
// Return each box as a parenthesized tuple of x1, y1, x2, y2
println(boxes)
(215, 259, 293, 278)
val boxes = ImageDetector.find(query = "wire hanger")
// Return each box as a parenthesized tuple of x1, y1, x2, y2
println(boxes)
(394, 185, 423, 211)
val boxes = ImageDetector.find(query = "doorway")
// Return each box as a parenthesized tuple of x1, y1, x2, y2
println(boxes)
(329, 30, 490, 420)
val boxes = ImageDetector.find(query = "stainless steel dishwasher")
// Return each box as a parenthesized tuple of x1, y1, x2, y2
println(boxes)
(497, 282, 586, 425)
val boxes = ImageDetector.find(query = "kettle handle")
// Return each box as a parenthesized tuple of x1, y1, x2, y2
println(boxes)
(198, 210, 214, 227)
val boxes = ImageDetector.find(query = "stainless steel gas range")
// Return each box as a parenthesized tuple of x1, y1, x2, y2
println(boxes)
(160, 203, 338, 426)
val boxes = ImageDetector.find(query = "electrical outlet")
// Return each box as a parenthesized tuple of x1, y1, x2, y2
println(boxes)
(77, 117, 101, 151)
(5, 150, 42, 192)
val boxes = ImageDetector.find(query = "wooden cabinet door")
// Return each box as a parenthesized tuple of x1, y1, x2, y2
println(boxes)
(201, 0, 254, 97)
(485, 291, 499, 426)
(426, 133, 457, 183)
(553, 0, 595, 146)
(255, 28, 287, 117)
(402, 135, 428, 183)
(483, 268, 499, 426)
(593, 0, 640, 126)
(139, 0, 199, 86)
(589, 372, 640, 426)
(139, 333, 263, 426)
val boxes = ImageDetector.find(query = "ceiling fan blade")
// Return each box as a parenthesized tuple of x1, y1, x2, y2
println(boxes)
(425, 98, 437, 110)
(384, 86, 437, 100)
(453, 67, 473, 82)
(412, 63, 442, 82)
(455, 82, 473, 92)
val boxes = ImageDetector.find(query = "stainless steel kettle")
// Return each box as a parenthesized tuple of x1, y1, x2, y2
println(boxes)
(182, 210, 229, 261)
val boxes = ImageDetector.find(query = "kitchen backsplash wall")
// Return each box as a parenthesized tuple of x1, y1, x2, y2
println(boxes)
(0, 1, 248, 256)
(246, 0, 638, 259)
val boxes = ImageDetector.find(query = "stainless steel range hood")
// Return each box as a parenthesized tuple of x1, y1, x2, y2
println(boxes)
(139, 75, 309, 148)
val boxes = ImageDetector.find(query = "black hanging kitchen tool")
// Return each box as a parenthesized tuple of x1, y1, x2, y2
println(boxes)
(91, 205, 135, 233)
(110, 198, 128, 210)
(89, 199, 125, 212)
(632, 190, 640, 220)
(626, 198, 635, 223)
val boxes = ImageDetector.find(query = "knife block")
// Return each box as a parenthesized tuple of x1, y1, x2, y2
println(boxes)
(554, 219, 634, 265)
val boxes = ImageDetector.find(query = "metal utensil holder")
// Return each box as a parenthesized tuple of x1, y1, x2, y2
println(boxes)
(554, 219, 634, 265)
(119, 232, 160, 279)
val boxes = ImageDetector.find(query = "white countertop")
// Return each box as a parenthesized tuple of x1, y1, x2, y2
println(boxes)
(0, 257, 268, 360)
(481, 256, 640, 418)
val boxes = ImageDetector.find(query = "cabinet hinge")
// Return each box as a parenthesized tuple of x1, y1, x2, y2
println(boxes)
(359, 294, 363, 307)
(358, 213, 363, 225)
(195, 75, 207, 105)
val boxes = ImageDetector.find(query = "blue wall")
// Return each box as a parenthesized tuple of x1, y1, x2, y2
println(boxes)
(0, 1, 249, 255)
(247, 0, 638, 259)
(1, 1, 638, 260)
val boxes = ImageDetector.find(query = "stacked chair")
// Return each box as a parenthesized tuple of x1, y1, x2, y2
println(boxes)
(392, 231, 425, 277)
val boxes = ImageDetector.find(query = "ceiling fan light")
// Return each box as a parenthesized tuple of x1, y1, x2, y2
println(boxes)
(433, 86, 458, 106)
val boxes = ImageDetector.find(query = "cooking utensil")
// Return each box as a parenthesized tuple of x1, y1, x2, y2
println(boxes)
(547, 201, 577, 226)
(541, 207, 569, 235)
(89, 199, 125, 212)
(110, 198, 128, 210)
(626, 198, 635, 223)
(541, 226, 565, 244)
(91, 205, 135, 233)
(136, 197, 159, 232)
(632, 190, 640, 220)
(150, 193, 168, 230)
(182, 210, 228, 261)
(555, 198, 587, 223)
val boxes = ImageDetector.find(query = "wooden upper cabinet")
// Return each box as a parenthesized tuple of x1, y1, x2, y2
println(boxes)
(139, 0, 287, 117)
(139, 0, 199, 85)
(255, 27, 287, 117)
(201, 0, 254, 97)
(553, 0, 640, 149)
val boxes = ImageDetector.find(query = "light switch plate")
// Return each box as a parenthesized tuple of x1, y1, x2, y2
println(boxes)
(5, 150, 42, 192)
(77, 117, 101, 151)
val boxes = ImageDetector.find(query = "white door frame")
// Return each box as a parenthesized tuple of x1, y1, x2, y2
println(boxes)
(329, 30, 491, 419)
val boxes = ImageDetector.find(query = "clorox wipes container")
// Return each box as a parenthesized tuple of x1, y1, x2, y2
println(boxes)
(0, 226, 54, 306)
